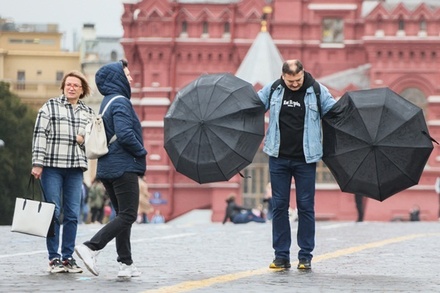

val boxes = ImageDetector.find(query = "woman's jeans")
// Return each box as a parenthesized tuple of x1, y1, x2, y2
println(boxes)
(41, 167, 83, 260)
(269, 156, 316, 261)
(84, 172, 139, 265)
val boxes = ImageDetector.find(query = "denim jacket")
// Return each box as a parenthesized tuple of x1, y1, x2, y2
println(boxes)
(257, 80, 336, 163)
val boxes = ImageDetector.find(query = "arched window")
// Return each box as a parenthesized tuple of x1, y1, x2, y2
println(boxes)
(224, 22, 230, 34)
(418, 17, 427, 37)
(180, 21, 188, 37)
(110, 50, 118, 61)
(400, 88, 426, 113)
(398, 18, 405, 31)
(419, 18, 427, 31)
(202, 21, 209, 37)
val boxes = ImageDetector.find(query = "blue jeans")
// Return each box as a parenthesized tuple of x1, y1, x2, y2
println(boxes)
(84, 172, 139, 265)
(269, 156, 316, 261)
(232, 211, 266, 224)
(41, 167, 83, 260)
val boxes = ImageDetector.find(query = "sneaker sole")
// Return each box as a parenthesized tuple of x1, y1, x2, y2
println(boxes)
(269, 263, 291, 269)
(50, 267, 67, 273)
(74, 247, 99, 276)
(297, 265, 311, 270)
(65, 267, 83, 273)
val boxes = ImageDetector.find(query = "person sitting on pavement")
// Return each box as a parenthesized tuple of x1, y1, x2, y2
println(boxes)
(222, 194, 266, 224)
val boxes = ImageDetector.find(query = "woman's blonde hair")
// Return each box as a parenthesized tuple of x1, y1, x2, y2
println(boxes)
(60, 70, 91, 99)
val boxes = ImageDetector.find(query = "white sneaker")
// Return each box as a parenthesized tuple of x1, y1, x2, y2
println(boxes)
(117, 263, 142, 278)
(74, 244, 99, 276)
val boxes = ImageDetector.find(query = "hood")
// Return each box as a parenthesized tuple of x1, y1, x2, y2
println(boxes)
(301, 71, 315, 91)
(95, 61, 131, 98)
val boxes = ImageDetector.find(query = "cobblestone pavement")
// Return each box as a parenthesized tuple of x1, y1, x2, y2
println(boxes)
(1, 221, 439, 293)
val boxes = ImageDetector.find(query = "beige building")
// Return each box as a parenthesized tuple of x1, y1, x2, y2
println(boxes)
(0, 19, 80, 109)
(0, 19, 124, 184)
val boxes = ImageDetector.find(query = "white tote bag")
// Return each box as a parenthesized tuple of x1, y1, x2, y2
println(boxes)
(11, 177, 55, 238)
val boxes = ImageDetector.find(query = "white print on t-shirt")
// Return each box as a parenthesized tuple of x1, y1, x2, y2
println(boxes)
(283, 100, 301, 108)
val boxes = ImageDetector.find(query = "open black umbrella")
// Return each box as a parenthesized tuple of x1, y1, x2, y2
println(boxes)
(322, 87, 435, 201)
(164, 73, 265, 184)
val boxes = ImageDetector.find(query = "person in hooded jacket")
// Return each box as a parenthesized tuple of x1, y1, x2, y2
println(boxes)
(75, 59, 147, 278)
(258, 60, 336, 271)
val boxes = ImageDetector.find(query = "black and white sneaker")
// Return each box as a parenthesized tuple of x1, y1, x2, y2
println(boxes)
(49, 258, 67, 273)
(63, 257, 83, 273)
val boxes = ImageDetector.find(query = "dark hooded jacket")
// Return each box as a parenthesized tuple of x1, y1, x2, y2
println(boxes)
(95, 61, 147, 179)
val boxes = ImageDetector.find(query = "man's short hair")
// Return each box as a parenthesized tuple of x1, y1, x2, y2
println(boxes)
(282, 60, 304, 75)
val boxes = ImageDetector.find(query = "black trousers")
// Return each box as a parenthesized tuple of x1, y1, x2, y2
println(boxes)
(84, 172, 139, 265)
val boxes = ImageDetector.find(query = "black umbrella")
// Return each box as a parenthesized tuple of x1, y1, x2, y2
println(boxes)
(322, 87, 435, 201)
(164, 73, 265, 184)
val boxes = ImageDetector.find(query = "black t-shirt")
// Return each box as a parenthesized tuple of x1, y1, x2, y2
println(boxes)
(278, 73, 315, 161)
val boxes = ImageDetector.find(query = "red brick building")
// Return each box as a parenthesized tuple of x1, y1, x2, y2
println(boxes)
(120, 0, 440, 222)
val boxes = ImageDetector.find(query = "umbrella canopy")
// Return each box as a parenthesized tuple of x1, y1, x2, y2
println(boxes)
(164, 73, 265, 184)
(322, 87, 434, 201)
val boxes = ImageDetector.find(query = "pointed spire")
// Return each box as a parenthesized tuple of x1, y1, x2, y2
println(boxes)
(235, 31, 284, 86)
(236, 4, 283, 86)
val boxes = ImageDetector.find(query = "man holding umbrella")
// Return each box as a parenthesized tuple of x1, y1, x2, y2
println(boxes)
(258, 60, 336, 270)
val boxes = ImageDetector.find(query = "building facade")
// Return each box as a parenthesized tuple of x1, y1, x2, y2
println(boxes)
(119, 0, 440, 222)
(0, 18, 81, 109)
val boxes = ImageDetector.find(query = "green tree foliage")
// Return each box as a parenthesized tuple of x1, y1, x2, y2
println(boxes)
(0, 82, 39, 225)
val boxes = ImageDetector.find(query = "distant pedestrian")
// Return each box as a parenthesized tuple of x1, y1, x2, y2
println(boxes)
(409, 205, 420, 221)
(88, 179, 107, 224)
(137, 177, 153, 223)
(354, 194, 365, 222)
(75, 59, 147, 278)
(222, 194, 265, 224)
(31, 70, 93, 273)
(151, 210, 165, 224)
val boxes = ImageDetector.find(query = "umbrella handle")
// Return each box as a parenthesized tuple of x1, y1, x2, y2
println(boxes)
(422, 131, 439, 145)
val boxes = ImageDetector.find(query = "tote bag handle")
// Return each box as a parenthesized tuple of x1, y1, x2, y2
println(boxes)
(26, 175, 48, 202)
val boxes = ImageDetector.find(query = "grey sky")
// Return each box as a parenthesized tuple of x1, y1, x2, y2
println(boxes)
(0, 0, 124, 51)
